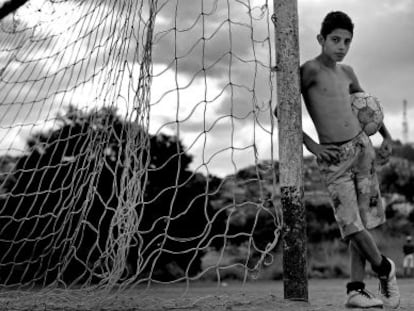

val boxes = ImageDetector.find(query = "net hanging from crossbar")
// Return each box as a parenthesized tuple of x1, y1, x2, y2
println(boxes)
(0, 0, 281, 305)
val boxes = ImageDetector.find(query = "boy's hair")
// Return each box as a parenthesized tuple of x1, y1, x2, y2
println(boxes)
(320, 11, 354, 38)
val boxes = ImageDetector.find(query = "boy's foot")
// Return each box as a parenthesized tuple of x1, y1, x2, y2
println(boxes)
(378, 257, 400, 309)
(345, 289, 383, 308)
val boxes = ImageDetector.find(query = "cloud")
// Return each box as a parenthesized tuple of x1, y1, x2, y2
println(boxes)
(153, 0, 272, 76)
(0, 0, 158, 119)
(0, 0, 274, 170)
(0, 0, 412, 177)
(149, 0, 275, 175)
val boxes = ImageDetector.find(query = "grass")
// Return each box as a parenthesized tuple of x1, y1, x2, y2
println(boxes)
(200, 230, 409, 282)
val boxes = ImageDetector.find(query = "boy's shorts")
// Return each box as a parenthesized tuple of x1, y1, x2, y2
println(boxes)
(317, 131, 385, 240)
(403, 254, 414, 268)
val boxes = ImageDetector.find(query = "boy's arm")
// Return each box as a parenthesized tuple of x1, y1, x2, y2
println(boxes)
(299, 62, 340, 163)
(378, 122, 392, 141)
(377, 122, 393, 164)
(303, 132, 340, 163)
(344, 65, 364, 94)
(379, 122, 392, 141)
(345, 65, 393, 163)
(273, 107, 340, 163)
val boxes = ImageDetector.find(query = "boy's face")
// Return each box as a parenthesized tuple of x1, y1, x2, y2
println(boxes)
(317, 28, 353, 62)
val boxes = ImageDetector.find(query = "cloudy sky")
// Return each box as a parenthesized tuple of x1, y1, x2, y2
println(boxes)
(0, 0, 413, 177)
(151, 0, 414, 176)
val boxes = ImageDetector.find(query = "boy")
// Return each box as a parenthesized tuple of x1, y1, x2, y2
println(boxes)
(300, 11, 400, 308)
(403, 235, 414, 277)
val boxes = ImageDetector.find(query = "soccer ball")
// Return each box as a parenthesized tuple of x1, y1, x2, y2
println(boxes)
(350, 92, 384, 136)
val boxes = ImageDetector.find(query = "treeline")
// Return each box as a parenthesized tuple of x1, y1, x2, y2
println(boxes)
(0, 106, 278, 285)
(1, 106, 414, 285)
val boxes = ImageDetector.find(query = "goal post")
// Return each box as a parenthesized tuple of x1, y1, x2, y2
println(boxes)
(273, 0, 308, 301)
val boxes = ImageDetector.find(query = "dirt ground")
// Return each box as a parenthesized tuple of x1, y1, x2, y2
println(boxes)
(142, 278, 413, 311)
(0, 278, 412, 310)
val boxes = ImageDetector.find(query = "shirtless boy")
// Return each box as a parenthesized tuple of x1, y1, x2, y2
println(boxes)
(300, 11, 400, 308)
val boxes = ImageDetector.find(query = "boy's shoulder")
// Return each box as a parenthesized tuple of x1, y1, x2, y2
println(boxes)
(300, 59, 321, 84)
(300, 58, 321, 73)
(301, 59, 357, 82)
(339, 63, 355, 75)
(301, 58, 354, 73)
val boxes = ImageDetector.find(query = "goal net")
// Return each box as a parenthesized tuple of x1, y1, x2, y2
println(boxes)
(0, 0, 280, 307)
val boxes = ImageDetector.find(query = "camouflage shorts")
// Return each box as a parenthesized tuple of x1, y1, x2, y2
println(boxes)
(317, 132, 385, 239)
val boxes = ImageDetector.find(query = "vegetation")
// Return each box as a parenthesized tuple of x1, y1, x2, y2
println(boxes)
(1, 106, 414, 283)
(0, 106, 226, 284)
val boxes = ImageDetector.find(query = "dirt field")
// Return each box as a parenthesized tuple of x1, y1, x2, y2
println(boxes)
(140, 278, 413, 311)
(0, 278, 412, 310)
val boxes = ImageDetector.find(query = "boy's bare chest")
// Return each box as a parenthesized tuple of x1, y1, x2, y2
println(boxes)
(313, 70, 351, 97)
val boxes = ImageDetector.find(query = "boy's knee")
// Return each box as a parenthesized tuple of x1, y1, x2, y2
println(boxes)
(367, 226, 382, 239)
(347, 229, 366, 241)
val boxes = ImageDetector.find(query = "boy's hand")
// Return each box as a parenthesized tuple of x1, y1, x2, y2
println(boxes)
(311, 144, 341, 164)
(376, 138, 392, 165)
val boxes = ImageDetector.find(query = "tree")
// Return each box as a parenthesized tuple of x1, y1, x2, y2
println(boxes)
(208, 162, 281, 270)
(378, 158, 414, 202)
(129, 134, 226, 281)
(388, 141, 414, 162)
(0, 106, 225, 284)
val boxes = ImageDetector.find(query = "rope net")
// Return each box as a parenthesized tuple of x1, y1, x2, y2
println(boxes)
(0, 0, 280, 307)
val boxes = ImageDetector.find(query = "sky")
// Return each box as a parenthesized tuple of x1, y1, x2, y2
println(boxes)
(151, 0, 414, 176)
(0, 0, 413, 177)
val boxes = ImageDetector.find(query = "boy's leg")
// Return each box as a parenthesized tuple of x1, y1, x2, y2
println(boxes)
(345, 241, 383, 308)
(348, 230, 382, 268)
(317, 134, 396, 307)
(403, 256, 408, 277)
(352, 230, 400, 309)
(348, 229, 400, 308)
(349, 135, 399, 307)
(350, 241, 366, 282)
